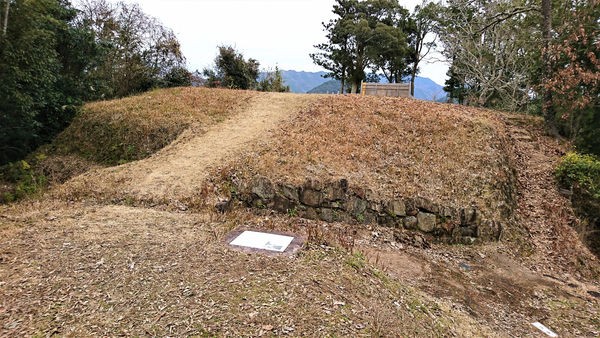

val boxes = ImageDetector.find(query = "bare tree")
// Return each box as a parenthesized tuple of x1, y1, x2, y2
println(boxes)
(438, 0, 537, 110)
(541, 0, 558, 135)
(76, 0, 185, 97)
(2, 0, 10, 36)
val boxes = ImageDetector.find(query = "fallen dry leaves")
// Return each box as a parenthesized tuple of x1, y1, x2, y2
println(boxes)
(231, 95, 514, 221)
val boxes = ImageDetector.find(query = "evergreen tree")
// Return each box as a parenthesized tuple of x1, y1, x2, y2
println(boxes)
(0, 0, 97, 164)
(259, 66, 290, 93)
(311, 0, 413, 93)
(203, 46, 260, 90)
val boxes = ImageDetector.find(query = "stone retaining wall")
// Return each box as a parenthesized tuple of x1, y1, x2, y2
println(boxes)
(232, 176, 503, 244)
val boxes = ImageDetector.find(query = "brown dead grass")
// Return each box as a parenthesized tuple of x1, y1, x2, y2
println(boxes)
(53, 92, 320, 207)
(0, 88, 257, 204)
(0, 201, 496, 337)
(52, 87, 256, 165)
(1, 91, 599, 337)
(232, 95, 514, 220)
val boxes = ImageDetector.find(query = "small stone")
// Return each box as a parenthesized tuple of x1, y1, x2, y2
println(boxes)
(319, 208, 335, 222)
(302, 207, 319, 220)
(413, 234, 430, 249)
(252, 177, 274, 200)
(280, 184, 299, 201)
(370, 201, 383, 213)
(416, 212, 436, 233)
(346, 197, 368, 216)
(403, 216, 418, 229)
(282, 326, 295, 333)
(461, 207, 477, 225)
(215, 199, 231, 213)
(413, 197, 439, 213)
(303, 178, 324, 191)
(323, 180, 347, 201)
(459, 262, 471, 271)
(273, 194, 293, 213)
(300, 188, 322, 207)
(182, 287, 195, 297)
(387, 200, 406, 217)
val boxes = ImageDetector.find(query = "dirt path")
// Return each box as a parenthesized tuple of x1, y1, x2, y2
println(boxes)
(503, 115, 599, 275)
(58, 92, 320, 204)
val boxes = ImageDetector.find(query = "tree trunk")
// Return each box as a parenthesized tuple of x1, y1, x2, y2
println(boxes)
(541, 0, 558, 136)
(351, 81, 358, 94)
(2, 0, 9, 36)
(340, 68, 346, 94)
(410, 70, 417, 97)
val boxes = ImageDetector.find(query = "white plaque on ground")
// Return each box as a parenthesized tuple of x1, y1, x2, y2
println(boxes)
(532, 322, 558, 337)
(229, 231, 294, 252)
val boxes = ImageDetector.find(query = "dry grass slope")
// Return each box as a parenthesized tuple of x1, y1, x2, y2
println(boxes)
(52, 87, 256, 165)
(231, 95, 514, 221)
(1, 89, 598, 337)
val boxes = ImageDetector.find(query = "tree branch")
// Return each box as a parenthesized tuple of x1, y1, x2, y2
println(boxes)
(478, 6, 538, 33)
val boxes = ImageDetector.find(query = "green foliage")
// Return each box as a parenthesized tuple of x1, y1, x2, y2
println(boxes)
(0, 0, 189, 166)
(545, 1, 600, 156)
(0, 158, 48, 203)
(443, 62, 466, 104)
(556, 152, 600, 199)
(345, 251, 366, 270)
(311, 0, 414, 93)
(76, 1, 188, 98)
(161, 66, 192, 88)
(575, 110, 600, 156)
(203, 46, 260, 90)
(258, 66, 290, 92)
(0, 0, 94, 165)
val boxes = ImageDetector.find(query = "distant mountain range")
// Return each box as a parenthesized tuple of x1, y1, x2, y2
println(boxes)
(279, 70, 329, 93)
(280, 70, 446, 101)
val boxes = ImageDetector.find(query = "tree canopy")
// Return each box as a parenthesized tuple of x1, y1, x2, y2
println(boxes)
(310, 0, 416, 93)
(0, 0, 190, 165)
(203, 46, 290, 93)
(203, 46, 260, 90)
(438, 0, 599, 154)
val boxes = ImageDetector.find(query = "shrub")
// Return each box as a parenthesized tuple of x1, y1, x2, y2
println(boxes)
(556, 152, 600, 199)
(0, 158, 48, 203)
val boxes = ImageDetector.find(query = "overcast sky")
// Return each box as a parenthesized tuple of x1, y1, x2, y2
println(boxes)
(108, 0, 448, 86)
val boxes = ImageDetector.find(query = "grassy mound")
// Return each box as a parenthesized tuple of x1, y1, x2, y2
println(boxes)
(52, 87, 256, 165)
(230, 95, 515, 221)
(1, 87, 256, 203)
